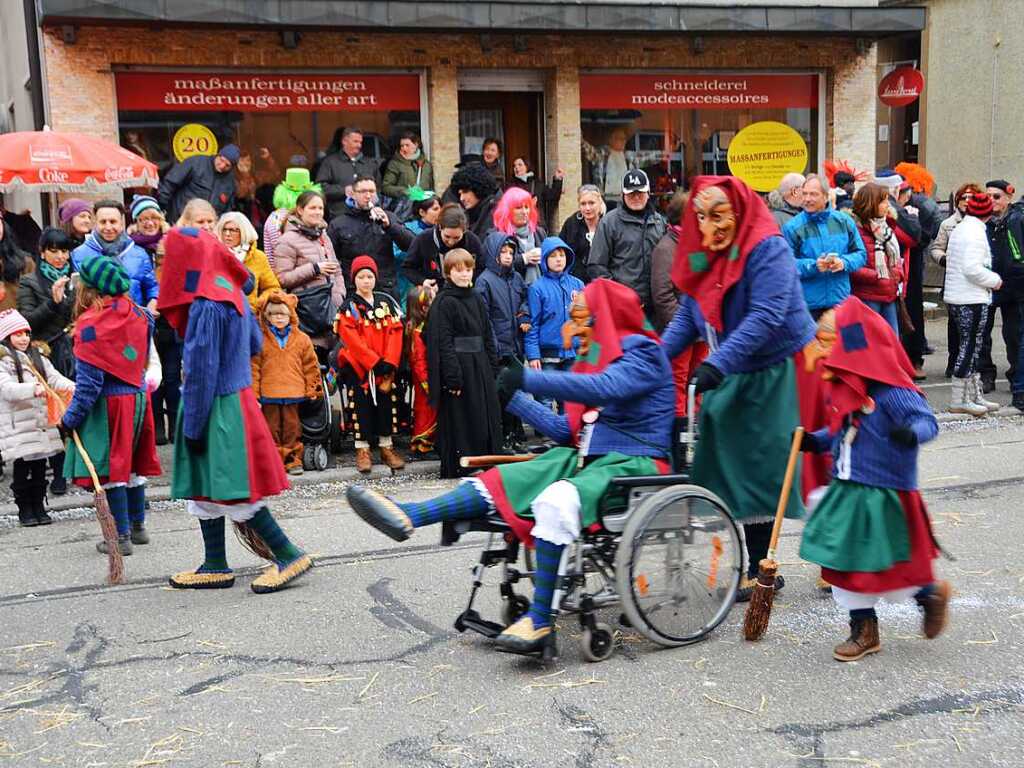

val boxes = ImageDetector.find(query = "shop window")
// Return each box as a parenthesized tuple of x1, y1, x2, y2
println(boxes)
(579, 73, 819, 209)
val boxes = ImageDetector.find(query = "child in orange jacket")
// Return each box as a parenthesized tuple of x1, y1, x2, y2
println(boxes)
(336, 255, 405, 474)
(405, 286, 436, 456)
(251, 291, 322, 475)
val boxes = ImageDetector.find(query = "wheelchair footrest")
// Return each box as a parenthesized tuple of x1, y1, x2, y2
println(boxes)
(453, 609, 505, 639)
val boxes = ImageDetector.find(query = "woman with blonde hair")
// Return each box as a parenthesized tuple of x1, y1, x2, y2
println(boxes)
(215, 212, 279, 310)
(558, 184, 605, 283)
(175, 199, 217, 232)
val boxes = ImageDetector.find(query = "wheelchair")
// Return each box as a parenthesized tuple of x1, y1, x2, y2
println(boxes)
(440, 387, 743, 662)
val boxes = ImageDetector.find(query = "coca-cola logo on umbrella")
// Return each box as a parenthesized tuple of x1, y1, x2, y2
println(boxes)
(29, 144, 73, 164)
(878, 67, 924, 108)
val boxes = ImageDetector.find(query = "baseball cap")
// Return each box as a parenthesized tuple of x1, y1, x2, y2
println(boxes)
(622, 169, 650, 194)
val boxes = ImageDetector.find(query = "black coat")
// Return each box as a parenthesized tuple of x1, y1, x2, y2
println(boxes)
(424, 284, 502, 477)
(157, 155, 236, 223)
(16, 269, 74, 343)
(327, 206, 414, 298)
(506, 174, 564, 231)
(315, 152, 380, 219)
(402, 227, 484, 286)
(558, 212, 599, 283)
(464, 193, 501, 242)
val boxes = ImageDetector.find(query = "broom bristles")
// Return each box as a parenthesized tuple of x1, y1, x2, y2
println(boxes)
(232, 521, 275, 562)
(742, 559, 778, 642)
(93, 488, 125, 585)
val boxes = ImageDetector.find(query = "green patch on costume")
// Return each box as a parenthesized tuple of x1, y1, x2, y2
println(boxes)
(496, 447, 658, 529)
(64, 400, 112, 480)
(688, 251, 709, 273)
(214, 275, 234, 292)
(799, 480, 910, 573)
(692, 357, 804, 522)
(122, 345, 138, 362)
(575, 340, 602, 367)
(171, 393, 251, 501)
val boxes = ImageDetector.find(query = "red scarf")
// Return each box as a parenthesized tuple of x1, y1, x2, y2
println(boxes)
(158, 228, 249, 337)
(823, 296, 921, 430)
(74, 296, 149, 385)
(672, 176, 780, 332)
(566, 279, 660, 440)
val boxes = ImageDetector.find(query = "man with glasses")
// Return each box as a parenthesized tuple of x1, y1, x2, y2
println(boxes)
(979, 180, 1024, 404)
(326, 175, 414, 298)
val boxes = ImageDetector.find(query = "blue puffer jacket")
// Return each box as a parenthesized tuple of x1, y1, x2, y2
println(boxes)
(782, 208, 866, 311)
(662, 235, 815, 375)
(475, 231, 528, 358)
(72, 233, 159, 308)
(524, 237, 585, 361)
(507, 335, 675, 458)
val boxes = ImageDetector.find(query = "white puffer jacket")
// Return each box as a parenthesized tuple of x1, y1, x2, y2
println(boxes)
(944, 216, 1001, 305)
(0, 346, 74, 463)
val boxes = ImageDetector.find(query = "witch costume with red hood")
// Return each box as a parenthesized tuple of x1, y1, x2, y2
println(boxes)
(346, 278, 675, 656)
(159, 228, 312, 593)
(798, 296, 950, 661)
(661, 176, 817, 599)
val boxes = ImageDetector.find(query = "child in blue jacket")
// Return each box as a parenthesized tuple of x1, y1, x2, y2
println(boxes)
(525, 237, 584, 411)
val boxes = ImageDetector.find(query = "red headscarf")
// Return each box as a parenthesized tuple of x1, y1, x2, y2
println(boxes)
(823, 296, 920, 430)
(566, 278, 660, 439)
(74, 297, 150, 385)
(158, 228, 250, 337)
(672, 176, 780, 332)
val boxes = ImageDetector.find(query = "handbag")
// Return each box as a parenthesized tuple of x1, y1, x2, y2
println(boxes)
(47, 331, 76, 381)
(292, 282, 336, 336)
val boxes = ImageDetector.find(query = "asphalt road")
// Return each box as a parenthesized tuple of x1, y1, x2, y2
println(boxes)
(2, 412, 1024, 767)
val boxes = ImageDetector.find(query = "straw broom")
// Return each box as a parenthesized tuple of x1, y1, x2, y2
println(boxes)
(28, 366, 124, 585)
(742, 426, 804, 642)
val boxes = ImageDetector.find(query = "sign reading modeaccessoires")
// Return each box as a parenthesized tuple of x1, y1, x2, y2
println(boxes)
(579, 74, 818, 111)
(877, 67, 924, 108)
(114, 72, 421, 113)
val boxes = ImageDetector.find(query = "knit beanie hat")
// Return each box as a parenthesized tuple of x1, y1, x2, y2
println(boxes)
(58, 198, 91, 224)
(129, 194, 162, 222)
(218, 144, 241, 164)
(985, 179, 1015, 196)
(79, 256, 131, 296)
(350, 254, 378, 281)
(966, 192, 994, 218)
(872, 169, 904, 193)
(0, 309, 31, 343)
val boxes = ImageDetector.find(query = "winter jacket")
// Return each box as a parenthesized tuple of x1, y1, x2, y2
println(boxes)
(650, 227, 680, 331)
(850, 220, 913, 304)
(508, 335, 675, 459)
(987, 203, 1024, 300)
(783, 208, 867, 311)
(327, 203, 414, 297)
(662, 235, 816, 376)
(558, 212, 599, 283)
(930, 211, 962, 266)
(0, 346, 72, 462)
(240, 242, 280, 312)
(71, 234, 159, 308)
(909, 192, 941, 248)
(0, 237, 35, 312)
(273, 219, 346, 346)
(524, 238, 584, 362)
(586, 202, 666, 307)
(769, 199, 802, 230)
(402, 227, 484, 286)
(381, 155, 435, 199)
(944, 215, 1001, 305)
(315, 151, 380, 218)
(17, 269, 75, 344)
(251, 291, 321, 404)
(475, 231, 528, 358)
(465, 193, 501, 242)
(156, 154, 236, 223)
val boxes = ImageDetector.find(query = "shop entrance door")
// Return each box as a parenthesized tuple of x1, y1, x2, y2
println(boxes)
(457, 70, 545, 181)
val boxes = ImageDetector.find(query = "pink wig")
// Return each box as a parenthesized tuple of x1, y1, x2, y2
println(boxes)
(492, 187, 539, 235)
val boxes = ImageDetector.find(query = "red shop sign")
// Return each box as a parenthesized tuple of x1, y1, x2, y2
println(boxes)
(114, 72, 421, 113)
(878, 67, 924, 107)
(580, 74, 818, 111)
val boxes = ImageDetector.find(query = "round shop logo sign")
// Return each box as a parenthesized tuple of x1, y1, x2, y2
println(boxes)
(878, 67, 924, 107)
(172, 123, 219, 162)
(726, 121, 809, 193)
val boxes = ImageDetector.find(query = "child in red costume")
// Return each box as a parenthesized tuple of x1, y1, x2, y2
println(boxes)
(404, 286, 436, 456)
(336, 255, 405, 474)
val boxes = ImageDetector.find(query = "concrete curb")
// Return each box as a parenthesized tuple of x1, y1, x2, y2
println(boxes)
(0, 459, 440, 527)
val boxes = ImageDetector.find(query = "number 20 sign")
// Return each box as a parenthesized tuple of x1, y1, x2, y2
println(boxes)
(172, 123, 219, 162)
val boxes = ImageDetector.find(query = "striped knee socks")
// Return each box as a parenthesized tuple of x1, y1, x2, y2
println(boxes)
(526, 538, 565, 629)
(400, 482, 488, 528)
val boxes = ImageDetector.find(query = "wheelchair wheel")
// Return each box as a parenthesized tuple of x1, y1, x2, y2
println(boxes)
(581, 622, 615, 663)
(614, 484, 742, 647)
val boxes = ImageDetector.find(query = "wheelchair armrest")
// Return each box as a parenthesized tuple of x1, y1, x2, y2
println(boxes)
(610, 473, 689, 489)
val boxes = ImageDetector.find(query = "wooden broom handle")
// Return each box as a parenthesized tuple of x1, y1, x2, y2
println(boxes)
(460, 454, 537, 468)
(766, 427, 804, 561)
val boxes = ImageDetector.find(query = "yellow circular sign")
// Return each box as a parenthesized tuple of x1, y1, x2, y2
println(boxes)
(172, 123, 218, 163)
(726, 121, 809, 192)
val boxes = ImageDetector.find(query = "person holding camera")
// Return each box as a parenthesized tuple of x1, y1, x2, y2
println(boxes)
(327, 175, 415, 299)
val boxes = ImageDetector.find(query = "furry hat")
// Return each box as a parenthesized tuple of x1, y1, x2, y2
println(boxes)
(450, 162, 499, 200)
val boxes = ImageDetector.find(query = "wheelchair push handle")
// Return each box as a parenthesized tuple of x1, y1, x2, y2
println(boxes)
(681, 382, 698, 466)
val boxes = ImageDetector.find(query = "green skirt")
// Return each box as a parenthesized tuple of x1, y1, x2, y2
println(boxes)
(692, 357, 804, 523)
(799, 479, 910, 573)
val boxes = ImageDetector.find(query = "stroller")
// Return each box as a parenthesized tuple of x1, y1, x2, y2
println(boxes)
(299, 365, 335, 471)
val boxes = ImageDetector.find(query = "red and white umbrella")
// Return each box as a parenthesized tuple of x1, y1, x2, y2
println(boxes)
(0, 127, 158, 193)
